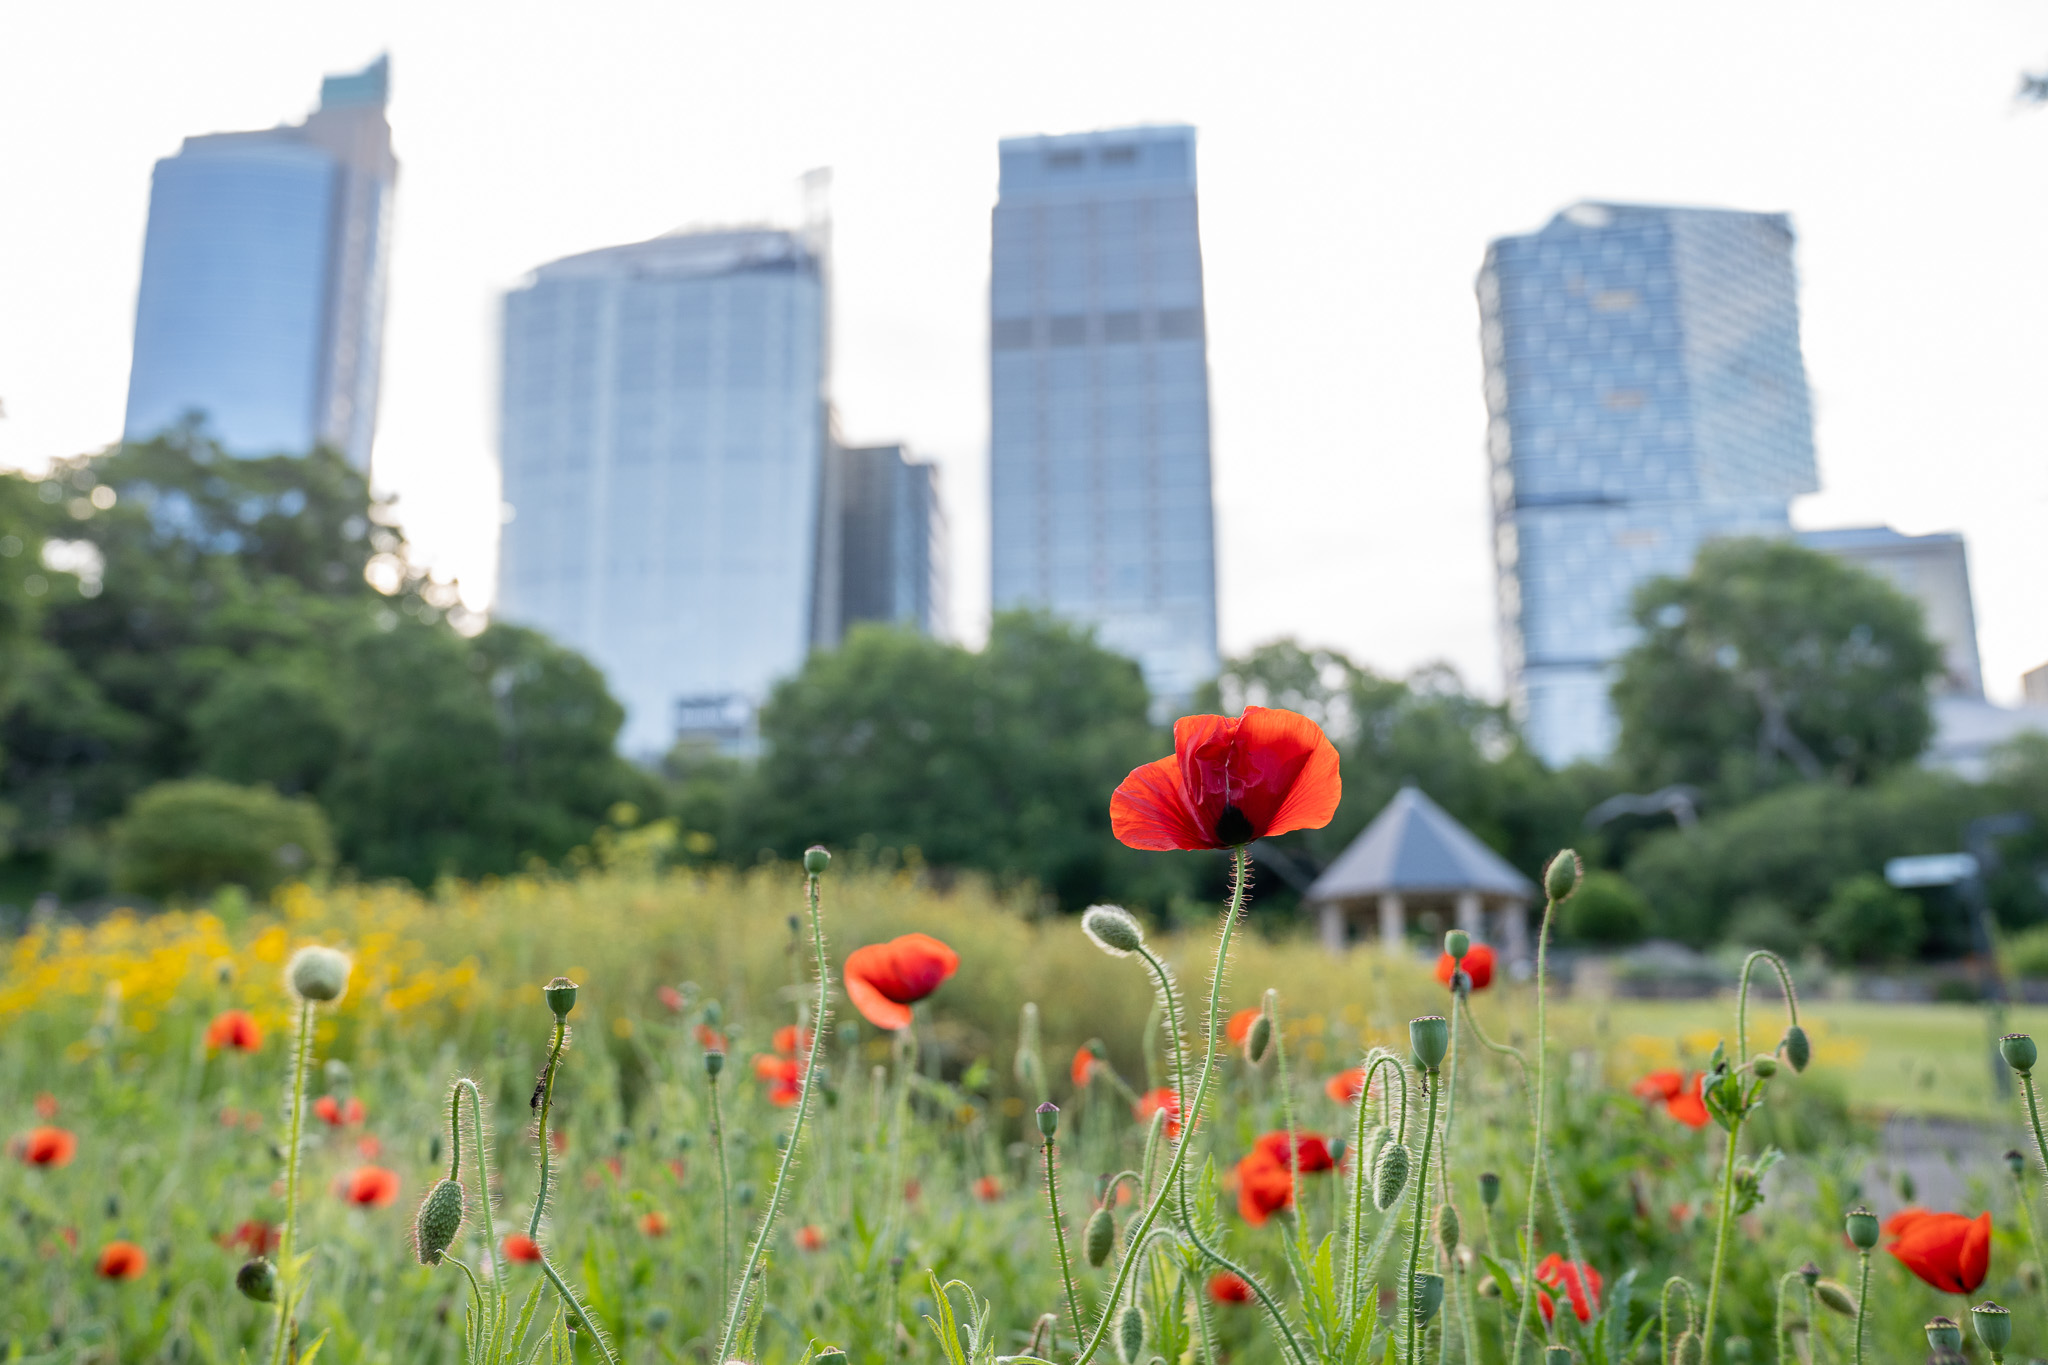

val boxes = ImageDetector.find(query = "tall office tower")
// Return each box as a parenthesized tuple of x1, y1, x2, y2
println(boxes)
(496, 229, 825, 756)
(989, 125, 1219, 705)
(1477, 202, 1819, 765)
(124, 56, 396, 469)
(812, 442, 945, 646)
(1799, 526, 1984, 698)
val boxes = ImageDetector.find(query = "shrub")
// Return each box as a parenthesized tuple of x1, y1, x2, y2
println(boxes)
(1812, 872, 1922, 965)
(2004, 922, 2048, 980)
(112, 778, 333, 901)
(1560, 870, 1650, 944)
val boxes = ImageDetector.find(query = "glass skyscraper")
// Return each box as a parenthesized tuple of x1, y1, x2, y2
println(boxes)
(813, 442, 945, 645)
(1478, 202, 1819, 765)
(496, 229, 825, 756)
(123, 56, 396, 469)
(989, 124, 1219, 704)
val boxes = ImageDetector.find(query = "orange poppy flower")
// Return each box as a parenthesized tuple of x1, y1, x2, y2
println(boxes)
(1234, 1150, 1296, 1224)
(1253, 1130, 1336, 1172)
(1209, 1272, 1254, 1303)
(772, 1025, 813, 1056)
(657, 985, 685, 1013)
(1109, 707, 1342, 851)
(1434, 943, 1495, 991)
(1325, 1068, 1368, 1104)
(34, 1093, 58, 1119)
(640, 1211, 670, 1237)
(842, 933, 959, 1030)
(96, 1241, 148, 1280)
(503, 1233, 543, 1262)
(1632, 1070, 1684, 1102)
(206, 1009, 263, 1052)
(1664, 1079, 1711, 1129)
(1134, 1088, 1182, 1139)
(795, 1225, 826, 1252)
(973, 1175, 1002, 1202)
(21, 1126, 76, 1167)
(1535, 1254, 1602, 1324)
(343, 1166, 400, 1207)
(751, 1054, 804, 1106)
(1887, 1210, 1991, 1294)
(314, 1096, 365, 1127)
(694, 1023, 727, 1051)
(1071, 1046, 1099, 1087)
(1226, 1008, 1262, 1046)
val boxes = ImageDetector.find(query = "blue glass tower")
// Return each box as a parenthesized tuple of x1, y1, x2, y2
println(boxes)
(989, 125, 1219, 704)
(496, 229, 825, 755)
(1478, 203, 1818, 765)
(123, 56, 396, 469)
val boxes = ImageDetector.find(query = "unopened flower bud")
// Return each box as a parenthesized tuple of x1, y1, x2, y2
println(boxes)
(1412, 1272, 1444, 1324)
(1410, 1016, 1450, 1073)
(1246, 1014, 1272, 1064)
(804, 845, 831, 875)
(1437, 1203, 1460, 1251)
(1926, 1317, 1964, 1353)
(1115, 1304, 1146, 1365)
(1544, 1347, 1573, 1365)
(2002, 1034, 2037, 1076)
(1544, 849, 1581, 903)
(414, 1177, 465, 1265)
(1085, 1206, 1115, 1267)
(2006, 1148, 2028, 1179)
(236, 1257, 279, 1302)
(1081, 905, 1146, 957)
(1751, 1054, 1778, 1078)
(1479, 1171, 1501, 1207)
(1798, 1260, 1820, 1288)
(814, 1349, 847, 1365)
(1444, 930, 1470, 961)
(1036, 1102, 1060, 1141)
(1972, 1301, 2013, 1354)
(1672, 1331, 1703, 1365)
(1814, 1280, 1858, 1317)
(1845, 1206, 1879, 1251)
(1374, 1142, 1411, 1211)
(1328, 1136, 1347, 1166)
(705, 1049, 725, 1077)
(286, 945, 351, 1004)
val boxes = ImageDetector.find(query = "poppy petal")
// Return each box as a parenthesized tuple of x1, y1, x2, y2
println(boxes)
(1111, 755, 1213, 851)
(1234, 707, 1343, 839)
(842, 951, 914, 1030)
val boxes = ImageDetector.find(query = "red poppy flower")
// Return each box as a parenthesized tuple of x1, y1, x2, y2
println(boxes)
(1209, 1272, 1254, 1304)
(1072, 1046, 1099, 1087)
(796, 1225, 825, 1252)
(343, 1166, 400, 1207)
(640, 1211, 670, 1237)
(223, 1219, 280, 1256)
(1325, 1068, 1368, 1104)
(1235, 1151, 1295, 1224)
(503, 1233, 542, 1263)
(752, 1054, 804, 1106)
(772, 1025, 813, 1056)
(96, 1241, 148, 1280)
(842, 933, 960, 1030)
(1887, 1211, 1991, 1294)
(694, 1023, 726, 1050)
(21, 1126, 76, 1167)
(974, 1176, 1002, 1202)
(1253, 1130, 1337, 1172)
(657, 985, 684, 1013)
(1226, 1008, 1262, 1046)
(1111, 707, 1342, 851)
(1134, 1088, 1182, 1139)
(1434, 943, 1495, 991)
(1664, 1078, 1711, 1129)
(206, 1009, 263, 1052)
(1535, 1254, 1602, 1324)
(1632, 1070, 1684, 1102)
(33, 1093, 58, 1119)
(314, 1096, 365, 1127)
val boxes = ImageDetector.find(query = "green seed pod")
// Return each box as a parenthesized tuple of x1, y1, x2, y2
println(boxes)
(544, 976, 579, 1019)
(1444, 929, 1470, 961)
(1926, 1317, 1964, 1354)
(414, 1177, 466, 1265)
(1412, 1272, 1444, 1324)
(236, 1257, 279, 1303)
(1374, 1142, 1411, 1211)
(286, 945, 352, 1004)
(814, 1348, 847, 1365)
(1085, 1206, 1115, 1267)
(1814, 1280, 1858, 1317)
(705, 1049, 725, 1077)
(1544, 849, 1582, 903)
(1972, 1301, 2013, 1354)
(1410, 1015, 1450, 1072)
(1246, 1014, 1272, 1064)
(1478, 1171, 1500, 1207)
(1751, 1054, 1778, 1078)
(1799, 1260, 1820, 1288)
(1081, 905, 1146, 957)
(804, 845, 831, 875)
(1544, 1347, 1573, 1365)
(1476, 1274, 1500, 1300)
(1328, 1136, 1347, 1166)
(1036, 1102, 1060, 1140)
(1672, 1331, 1703, 1365)
(1115, 1304, 1146, 1365)
(1437, 1202, 1460, 1251)
(1845, 1206, 1879, 1251)
(2001, 1034, 2038, 1076)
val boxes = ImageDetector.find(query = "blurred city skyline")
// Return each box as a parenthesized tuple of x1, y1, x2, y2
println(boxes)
(3, 1, 2045, 702)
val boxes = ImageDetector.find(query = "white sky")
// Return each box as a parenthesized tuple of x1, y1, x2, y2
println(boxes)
(3, 2, 2045, 701)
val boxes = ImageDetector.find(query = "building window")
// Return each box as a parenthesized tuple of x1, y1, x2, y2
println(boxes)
(1103, 311, 1142, 344)
(992, 317, 1034, 350)
(1592, 289, 1639, 313)
(1046, 150, 1084, 170)
(1049, 315, 1088, 347)
(1602, 388, 1646, 411)
(1158, 307, 1204, 341)
(1101, 145, 1138, 165)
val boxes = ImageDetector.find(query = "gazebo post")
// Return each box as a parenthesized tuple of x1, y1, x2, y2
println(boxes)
(1319, 901, 1347, 953)
(1377, 893, 1404, 953)
(1496, 899, 1531, 967)
(1455, 891, 1484, 942)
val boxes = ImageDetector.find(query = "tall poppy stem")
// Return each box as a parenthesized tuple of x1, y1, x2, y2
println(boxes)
(268, 998, 315, 1365)
(1404, 1067, 1441, 1365)
(1040, 1130, 1085, 1346)
(708, 1059, 732, 1317)
(1700, 1114, 1744, 1364)
(528, 1014, 617, 1365)
(1509, 884, 1562, 1365)
(1852, 1249, 1871, 1365)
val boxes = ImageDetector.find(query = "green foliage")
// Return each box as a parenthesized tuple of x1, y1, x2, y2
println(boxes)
(1560, 871, 1650, 945)
(1812, 872, 1922, 964)
(112, 777, 333, 900)
(2002, 922, 2048, 979)
(1612, 538, 1942, 802)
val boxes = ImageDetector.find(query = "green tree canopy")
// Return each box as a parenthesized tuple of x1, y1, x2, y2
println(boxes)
(113, 778, 333, 901)
(1612, 538, 1942, 801)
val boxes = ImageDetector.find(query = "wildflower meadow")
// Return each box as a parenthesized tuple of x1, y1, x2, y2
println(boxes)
(7, 706, 2048, 1365)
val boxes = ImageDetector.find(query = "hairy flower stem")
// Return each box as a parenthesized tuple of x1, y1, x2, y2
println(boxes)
(1510, 889, 1562, 1365)
(1852, 1250, 1870, 1365)
(708, 1063, 733, 1311)
(715, 866, 832, 1365)
(268, 999, 315, 1365)
(1658, 1277, 1697, 1365)
(1454, 997, 1583, 1273)
(2020, 1071, 2048, 1196)
(2012, 1167, 2048, 1315)
(1406, 1069, 1442, 1365)
(451, 1080, 505, 1305)
(1345, 1053, 1409, 1319)
(1269, 993, 1305, 1258)
(1040, 1133, 1085, 1345)
(528, 1015, 617, 1365)
(1773, 1269, 1801, 1365)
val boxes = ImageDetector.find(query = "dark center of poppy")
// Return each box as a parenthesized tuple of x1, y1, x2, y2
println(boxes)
(1213, 805, 1255, 846)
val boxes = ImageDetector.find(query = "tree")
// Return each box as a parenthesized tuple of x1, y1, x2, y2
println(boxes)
(112, 778, 333, 901)
(1612, 538, 1942, 801)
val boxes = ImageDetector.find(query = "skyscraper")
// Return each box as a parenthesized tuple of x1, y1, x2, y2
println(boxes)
(812, 442, 945, 646)
(496, 229, 825, 756)
(124, 56, 396, 469)
(989, 125, 1219, 704)
(1478, 202, 1819, 765)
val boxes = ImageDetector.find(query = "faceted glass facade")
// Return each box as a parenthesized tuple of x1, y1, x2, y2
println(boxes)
(990, 124, 1218, 704)
(496, 230, 824, 756)
(1478, 203, 1818, 764)
(124, 57, 395, 469)
(818, 443, 944, 642)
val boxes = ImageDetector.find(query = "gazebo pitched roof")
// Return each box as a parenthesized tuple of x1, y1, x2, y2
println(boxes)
(1306, 786, 1537, 903)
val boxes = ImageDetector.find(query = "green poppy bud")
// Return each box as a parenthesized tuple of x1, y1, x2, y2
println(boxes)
(1374, 1142, 1411, 1211)
(1081, 905, 1146, 957)
(1926, 1317, 1964, 1354)
(1544, 849, 1581, 904)
(1972, 1301, 2013, 1354)
(544, 976, 579, 1020)
(1412, 1272, 1444, 1324)
(1672, 1332, 1703, 1365)
(1115, 1304, 1146, 1365)
(1246, 1014, 1272, 1064)
(1751, 1054, 1778, 1078)
(1036, 1102, 1060, 1141)
(286, 945, 352, 1004)
(1085, 1206, 1115, 1267)
(814, 1350, 846, 1365)
(1410, 1016, 1450, 1073)
(804, 845, 831, 875)
(1328, 1136, 1347, 1166)
(1845, 1206, 1879, 1251)
(1479, 1171, 1501, 1207)
(2006, 1148, 2028, 1179)
(1815, 1280, 1858, 1317)
(414, 1177, 466, 1265)
(1799, 1260, 1820, 1288)
(236, 1257, 279, 1302)
(2002, 1034, 2037, 1076)
(1437, 1202, 1460, 1251)
(705, 1049, 725, 1077)
(1544, 1347, 1573, 1365)
(1444, 930, 1470, 961)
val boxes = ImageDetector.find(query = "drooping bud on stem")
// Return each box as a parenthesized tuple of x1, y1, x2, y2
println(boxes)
(236, 1257, 279, 1302)
(1780, 1024, 1810, 1073)
(1814, 1280, 1857, 1317)
(1085, 1206, 1115, 1267)
(544, 976, 579, 1020)
(414, 1176, 465, 1265)
(804, 845, 831, 875)
(1036, 1101, 1060, 1141)
(1544, 849, 1582, 904)
(1374, 1142, 1411, 1211)
(1115, 1304, 1146, 1365)
(1845, 1206, 1879, 1251)
(1437, 1202, 1460, 1251)
(1081, 905, 1146, 957)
